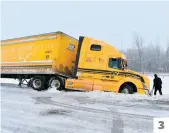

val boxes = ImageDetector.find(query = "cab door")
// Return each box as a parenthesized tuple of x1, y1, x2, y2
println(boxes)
(102, 58, 123, 92)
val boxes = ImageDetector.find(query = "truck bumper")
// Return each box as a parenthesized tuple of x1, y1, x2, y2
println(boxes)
(137, 88, 150, 95)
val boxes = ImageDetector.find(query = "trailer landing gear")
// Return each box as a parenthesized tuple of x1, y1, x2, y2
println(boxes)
(18, 77, 29, 87)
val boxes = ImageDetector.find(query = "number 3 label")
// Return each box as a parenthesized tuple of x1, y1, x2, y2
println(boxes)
(158, 121, 164, 129)
(154, 118, 169, 133)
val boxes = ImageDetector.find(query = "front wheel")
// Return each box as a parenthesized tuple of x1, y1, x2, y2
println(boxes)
(120, 85, 134, 94)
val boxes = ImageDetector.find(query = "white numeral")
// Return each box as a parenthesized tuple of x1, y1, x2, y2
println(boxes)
(154, 118, 169, 133)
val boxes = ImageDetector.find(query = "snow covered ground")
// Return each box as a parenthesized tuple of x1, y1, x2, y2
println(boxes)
(0, 74, 169, 133)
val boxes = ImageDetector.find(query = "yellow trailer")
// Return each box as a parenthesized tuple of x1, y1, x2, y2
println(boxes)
(1, 32, 78, 90)
(1, 32, 150, 94)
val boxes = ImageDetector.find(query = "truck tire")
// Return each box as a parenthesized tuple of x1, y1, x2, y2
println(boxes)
(49, 76, 64, 91)
(31, 76, 45, 91)
(120, 84, 134, 94)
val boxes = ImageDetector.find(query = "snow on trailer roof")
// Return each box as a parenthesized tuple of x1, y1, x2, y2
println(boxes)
(1, 31, 78, 45)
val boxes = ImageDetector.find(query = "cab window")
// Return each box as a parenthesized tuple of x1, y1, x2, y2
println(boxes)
(90, 44, 101, 51)
(108, 58, 120, 69)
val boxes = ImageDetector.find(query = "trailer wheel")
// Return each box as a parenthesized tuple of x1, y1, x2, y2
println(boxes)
(49, 77, 64, 91)
(31, 76, 45, 91)
(120, 84, 134, 94)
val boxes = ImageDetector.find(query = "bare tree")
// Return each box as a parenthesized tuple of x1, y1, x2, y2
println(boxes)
(166, 40, 169, 72)
(133, 33, 144, 73)
(155, 40, 161, 71)
(167, 40, 169, 60)
(124, 36, 169, 73)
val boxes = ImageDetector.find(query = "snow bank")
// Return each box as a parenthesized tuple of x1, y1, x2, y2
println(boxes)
(82, 91, 169, 103)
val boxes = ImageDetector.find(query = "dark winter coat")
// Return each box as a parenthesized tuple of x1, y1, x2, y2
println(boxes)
(153, 77, 162, 89)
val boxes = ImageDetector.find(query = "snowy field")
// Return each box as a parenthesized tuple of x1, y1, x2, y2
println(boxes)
(0, 74, 169, 133)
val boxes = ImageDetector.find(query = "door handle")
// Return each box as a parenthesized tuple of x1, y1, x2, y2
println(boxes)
(102, 76, 110, 79)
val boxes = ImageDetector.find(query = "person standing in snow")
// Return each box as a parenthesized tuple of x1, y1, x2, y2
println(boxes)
(153, 74, 162, 95)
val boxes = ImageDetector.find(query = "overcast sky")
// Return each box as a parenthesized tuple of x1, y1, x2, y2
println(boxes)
(1, 1, 169, 50)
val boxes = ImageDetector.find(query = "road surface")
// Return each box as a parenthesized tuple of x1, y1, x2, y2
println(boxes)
(1, 78, 169, 133)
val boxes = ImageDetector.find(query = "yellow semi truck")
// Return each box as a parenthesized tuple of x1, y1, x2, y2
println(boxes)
(1, 31, 150, 94)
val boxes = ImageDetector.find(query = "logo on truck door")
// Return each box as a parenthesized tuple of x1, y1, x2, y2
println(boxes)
(67, 44, 75, 51)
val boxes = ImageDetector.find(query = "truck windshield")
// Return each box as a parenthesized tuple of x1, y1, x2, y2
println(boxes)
(108, 58, 120, 69)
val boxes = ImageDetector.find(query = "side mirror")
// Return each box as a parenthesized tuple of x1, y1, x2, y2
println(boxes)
(120, 64, 124, 70)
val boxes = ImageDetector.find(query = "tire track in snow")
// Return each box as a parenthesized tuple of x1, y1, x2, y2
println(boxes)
(32, 97, 154, 120)
(70, 95, 169, 111)
(32, 97, 153, 132)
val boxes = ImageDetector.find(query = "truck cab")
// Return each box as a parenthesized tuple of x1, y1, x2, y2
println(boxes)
(66, 36, 150, 94)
